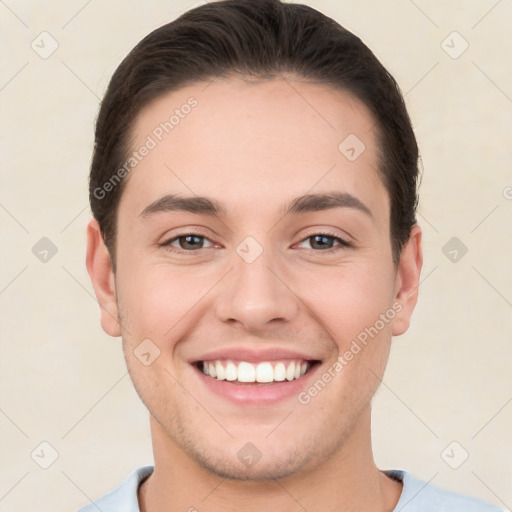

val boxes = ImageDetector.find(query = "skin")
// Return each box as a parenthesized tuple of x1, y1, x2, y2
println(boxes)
(87, 75, 422, 512)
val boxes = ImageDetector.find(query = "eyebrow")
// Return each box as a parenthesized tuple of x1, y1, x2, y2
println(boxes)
(138, 192, 373, 220)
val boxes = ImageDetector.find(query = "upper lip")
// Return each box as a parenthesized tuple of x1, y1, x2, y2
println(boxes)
(189, 347, 321, 364)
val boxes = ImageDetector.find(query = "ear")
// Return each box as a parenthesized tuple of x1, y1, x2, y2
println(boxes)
(85, 219, 121, 337)
(391, 224, 423, 336)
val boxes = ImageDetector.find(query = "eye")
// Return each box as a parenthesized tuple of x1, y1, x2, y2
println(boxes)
(160, 233, 215, 252)
(297, 232, 351, 251)
(159, 231, 351, 254)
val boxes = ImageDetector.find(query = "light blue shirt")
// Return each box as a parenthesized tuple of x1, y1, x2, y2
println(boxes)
(76, 466, 505, 511)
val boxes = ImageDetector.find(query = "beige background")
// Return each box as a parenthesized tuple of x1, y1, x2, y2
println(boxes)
(1, 1, 511, 511)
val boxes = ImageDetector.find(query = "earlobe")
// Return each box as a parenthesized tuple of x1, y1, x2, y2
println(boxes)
(391, 224, 423, 336)
(85, 219, 122, 337)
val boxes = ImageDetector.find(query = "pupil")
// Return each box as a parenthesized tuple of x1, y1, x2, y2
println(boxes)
(312, 235, 332, 249)
(182, 235, 202, 249)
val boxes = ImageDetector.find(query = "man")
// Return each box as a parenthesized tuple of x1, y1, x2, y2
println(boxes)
(79, 0, 504, 510)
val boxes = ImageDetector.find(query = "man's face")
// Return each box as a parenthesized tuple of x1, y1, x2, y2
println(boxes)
(90, 76, 420, 480)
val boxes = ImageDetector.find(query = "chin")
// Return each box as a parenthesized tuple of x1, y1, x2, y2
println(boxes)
(192, 449, 312, 482)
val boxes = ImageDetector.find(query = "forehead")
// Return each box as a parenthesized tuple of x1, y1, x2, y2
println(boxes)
(121, 76, 387, 222)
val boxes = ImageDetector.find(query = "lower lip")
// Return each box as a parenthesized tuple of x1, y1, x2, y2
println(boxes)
(192, 362, 321, 405)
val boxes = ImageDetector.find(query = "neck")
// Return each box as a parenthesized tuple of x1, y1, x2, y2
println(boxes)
(138, 409, 402, 512)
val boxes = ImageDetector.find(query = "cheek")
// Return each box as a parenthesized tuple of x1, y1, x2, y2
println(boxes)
(302, 267, 394, 408)
(115, 261, 211, 340)
(298, 262, 395, 344)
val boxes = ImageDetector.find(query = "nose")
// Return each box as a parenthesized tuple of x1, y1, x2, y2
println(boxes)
(214, 244, 299, 332)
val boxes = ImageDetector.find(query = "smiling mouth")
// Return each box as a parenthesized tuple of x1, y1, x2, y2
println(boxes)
(193, 359, 321, 385)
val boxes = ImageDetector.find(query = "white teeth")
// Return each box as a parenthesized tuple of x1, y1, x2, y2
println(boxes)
(286, 362, 295, 381)
(225, 361, 237, 381)
(274, 362, 286, 381)
(199, 359, 311, 383)
(238, 362, 256, 382)
(256, 362, 273, 383)
(216, 360, 225, 380)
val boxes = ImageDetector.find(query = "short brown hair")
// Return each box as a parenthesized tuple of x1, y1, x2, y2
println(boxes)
(89, 0, 419, 269)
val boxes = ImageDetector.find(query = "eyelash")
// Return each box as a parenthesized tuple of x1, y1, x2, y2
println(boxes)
(159, 231, 352, 255)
